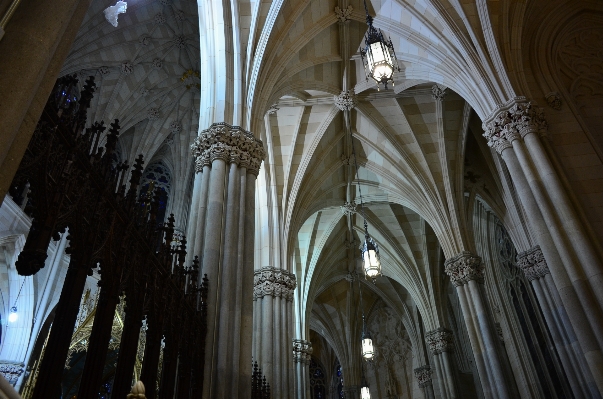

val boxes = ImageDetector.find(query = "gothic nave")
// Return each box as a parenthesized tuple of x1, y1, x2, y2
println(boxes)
(0, 0, 602, 398)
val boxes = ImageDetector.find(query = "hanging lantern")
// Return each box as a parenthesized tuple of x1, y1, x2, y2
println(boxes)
(361, 331, 374, 360)
(359, 0, 400, 90)
(8, 306, 18, 323)
(361, 233, 382, 282)
(361, 375, 371, 399)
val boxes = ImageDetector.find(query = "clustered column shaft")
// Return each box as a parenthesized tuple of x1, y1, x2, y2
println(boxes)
(445, 252, 513, 399)
(414, 365, 435, 399)
(189, 122, 265, 398)
(425, 328, 457, 399)
(253, 267, 297, 397)
(292, 339, 313, 399)
(484, 98, 603, 394)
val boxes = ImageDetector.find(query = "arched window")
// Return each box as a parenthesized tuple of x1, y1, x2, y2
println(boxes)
(139, 162, 171, 224)
(309, 357, 327, 399)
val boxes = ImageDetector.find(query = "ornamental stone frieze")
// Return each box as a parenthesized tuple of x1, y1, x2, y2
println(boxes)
(516, 246, 550, 281)
(414, 365, 433, 387)
(482, 97, 548, 154)
(293, 339, 312, 364)
(253, 266, 297, 301)
(190, 122, 266, 175)
(444, 251, 484, 286)
(334, 5, 353, 23)
(425, 328, 454, 355)
(341, 200, 357, 216)
(334, 90, 357, 111)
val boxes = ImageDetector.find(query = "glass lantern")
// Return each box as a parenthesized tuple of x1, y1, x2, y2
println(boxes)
(361, 329, 374, 360)
(361, 386, 371, 399)
(361, 235, 382, 281)
(359, 4, 400, 90)
(8, 306, 18, 323)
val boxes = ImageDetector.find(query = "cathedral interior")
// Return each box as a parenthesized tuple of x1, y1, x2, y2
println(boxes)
(0, 0, 602, 398)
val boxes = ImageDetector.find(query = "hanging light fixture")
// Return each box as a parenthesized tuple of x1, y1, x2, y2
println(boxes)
(361, 315, 374, 360)
(360, 373, 371, 399)
(361, 225, 382, 282)
(359, 0, 401, 90)
(8, 306, 17, 323)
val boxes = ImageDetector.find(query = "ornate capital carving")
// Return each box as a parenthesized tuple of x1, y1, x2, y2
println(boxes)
(483, 97, 548, 154)
(431, 84, 447, 101)
(414, 365, 433, 387)
(334, 5, 353, 23)
(425, 328, 454, 355)
(341, 200, 357, 216)
(254, 266, 297, 301)
(190, 122, 266, 175)
(267, 104, 280, 115)
(334, 90, 357, 111)
(516, 245, 550, 281)
(0, 361, 25, 385)
(293, 339, 312, 364)
(444, 251, 484, 286)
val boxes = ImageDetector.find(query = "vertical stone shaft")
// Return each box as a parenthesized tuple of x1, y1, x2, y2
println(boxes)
(517, 247, 599, 399)
(31, 262, 88, 399)
(425, 328, 457, 399)
(414, 365, 435, 399)
(445, 252, 513, 399)
(77, 283, 120, 398)
(0, 0, 92, 201)
(112, 306, 144, 399)
(191, 123, 265, 398)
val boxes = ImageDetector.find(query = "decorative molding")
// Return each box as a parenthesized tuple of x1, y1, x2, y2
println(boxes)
(334, 5, 353, 23)
(334, 90, 357, 111)
(152, 58, 162, 69)
(173, 35, 186, 49)
(180, 69, 200, 90)
(120, 61, 133, 75)
(0, 361, 24, 386)
(495, 322, 504, 343)
(340, 201, 357, 216)
(293, 339, 312, 364)
(545, 92, 562, 110)
(267, 104, 280, 115)
(190, 122, 266, 175)
(154, 13, 166, 24)
(482, 97, 548, 154)
(344, 270, 357, 282)
(341, 154, 351, 166)
(169, 121, 181, 134)
(431, 84, 447, 101)
(98, 66, 110, 75)
(444, 251, 484, 286)
(425, 328, 454, 355)
(253, 267, 296, 301)
(516, 245, 550, 281)
(414, 365, 433, 387)
(148, 108, 160, 120)
(139, 36, 151, 46)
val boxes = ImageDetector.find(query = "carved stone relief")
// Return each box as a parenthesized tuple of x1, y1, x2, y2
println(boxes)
(253, 266, 297, 301)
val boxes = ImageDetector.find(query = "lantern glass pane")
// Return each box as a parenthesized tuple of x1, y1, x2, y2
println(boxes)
(363, 249, 381, 278)
(369, 42, 393, 81)
(362, 338, 374, 359)
(8, 310, 17, 323)
(361, 386, 371, 399)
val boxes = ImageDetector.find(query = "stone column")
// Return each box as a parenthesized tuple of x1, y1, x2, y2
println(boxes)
(425, 328, 457, 399)
(414, 365, 435, 399)
(293, 339, 312, 399)
(445, 251, 513, 399)
(190, 123, 265, 399)
(253, 267, 297, 397)
(0, 0, 92, 202)
(484, 100, 603, 393)
(517, 247, 600, 399)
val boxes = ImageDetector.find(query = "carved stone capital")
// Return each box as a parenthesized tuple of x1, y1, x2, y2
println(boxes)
(482, 97, 548, 154)
(334, 90, 357, 111)
(293, 339, 313, 364)
(254, 267, 297, 301)
(341, 201, 357, 216)
(425, 328, 454, 355)
(444, 251, 484, 286)
(431, 84, 447, 101)
(190, 122, 266, 175)
(414, 365, 433, 387)
(267, 103, 280, 115)
(334, 5, 353, 23)
(0, 361, 25, 385)
(516, 245, 550, 281)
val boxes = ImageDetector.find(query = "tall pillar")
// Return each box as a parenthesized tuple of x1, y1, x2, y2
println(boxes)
(425, 328, 457, 399)
(293, 339, 312, 399)
(190, 122, 265, 398)
(253, 267, 297, 397)
(414, 365, 435, 399)
(517, 247, 600, 399)
(445, 251, 513, 399)
(484, 99, 603, 393)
